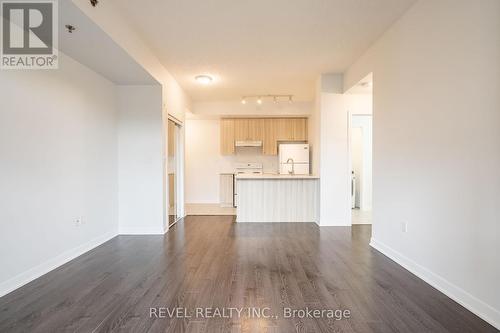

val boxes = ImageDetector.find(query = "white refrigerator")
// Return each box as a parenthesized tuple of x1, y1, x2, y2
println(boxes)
(279, 143, 310, 175)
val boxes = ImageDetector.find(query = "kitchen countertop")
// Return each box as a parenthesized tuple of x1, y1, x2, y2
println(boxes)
(235, 173, 319, 180)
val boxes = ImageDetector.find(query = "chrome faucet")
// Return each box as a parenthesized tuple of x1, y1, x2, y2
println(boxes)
(286, 158, 295, 175)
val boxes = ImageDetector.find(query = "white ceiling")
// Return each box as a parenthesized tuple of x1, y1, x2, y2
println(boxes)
(111, 0, 416, 101)
(59, 1, 158, 85)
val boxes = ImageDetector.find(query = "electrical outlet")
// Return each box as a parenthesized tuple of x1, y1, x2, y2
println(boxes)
(75, 217, 83, 227)
(401, 221, 408, 233)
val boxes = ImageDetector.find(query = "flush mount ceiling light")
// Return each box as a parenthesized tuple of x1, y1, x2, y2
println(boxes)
(195, 75, 213, 85)
(241, 95, 293, 105)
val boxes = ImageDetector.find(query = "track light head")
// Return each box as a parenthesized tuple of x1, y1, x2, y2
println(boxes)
(239, 95, 293, 105)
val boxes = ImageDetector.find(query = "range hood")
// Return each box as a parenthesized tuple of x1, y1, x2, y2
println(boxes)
(235, 140, 262, 147)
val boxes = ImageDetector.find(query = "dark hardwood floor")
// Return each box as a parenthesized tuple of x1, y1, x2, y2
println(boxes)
(0, 216, 497, 332)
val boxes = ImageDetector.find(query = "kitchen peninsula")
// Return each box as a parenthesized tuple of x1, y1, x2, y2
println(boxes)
(235, 174, 319, 223)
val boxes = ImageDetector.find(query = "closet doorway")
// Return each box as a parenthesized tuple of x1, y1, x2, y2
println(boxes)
(168, 117, 183, 228)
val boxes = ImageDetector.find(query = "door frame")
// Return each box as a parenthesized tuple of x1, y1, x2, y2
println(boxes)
(167, 114, 185, 229)
(348, 112, 373, 211)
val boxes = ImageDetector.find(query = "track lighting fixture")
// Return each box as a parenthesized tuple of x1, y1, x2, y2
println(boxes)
(240, 95, 294, 105)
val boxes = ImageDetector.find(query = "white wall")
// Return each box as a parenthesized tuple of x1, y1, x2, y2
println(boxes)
(185, 119, 279, 204)
(345, 93, 372, 115)
(72, 0, 192, 222)
(309, 82, 321, 176)
(0, 53, 118, 296)
(185, 119, 219, 204)
(0, 0, 188, 297)
(117, 86, 164, 234)
(314, 79, 374, 224)
(71, 0, 191, 119)
(315, 74, 352, 226)
(345, 0, 500, 327)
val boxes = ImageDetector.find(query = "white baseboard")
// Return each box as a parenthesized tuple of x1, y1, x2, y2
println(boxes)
(0, 230, 117, 298)
(370, 238, 500, 329)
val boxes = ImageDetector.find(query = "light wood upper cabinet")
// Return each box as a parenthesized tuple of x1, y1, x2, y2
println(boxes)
(233, 119, 249, 141)
(233, 118, 264, 141)
(276, 118, 294, 141)
(263, 119, 278, 155)
(248, 118, 264, 140)
(292, 118, 307, 141)
(220, 118, 235, 155)
(220, 117, 307, 155)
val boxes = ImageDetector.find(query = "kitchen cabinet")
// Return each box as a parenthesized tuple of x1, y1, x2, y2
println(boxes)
(276, 118, 294, 141)
(292, 118, 307, 141)
(233, 118, 263, 141)
(248, 118, 264, 140)
(220, 117, 308, 155)
(263, 119, 278, 155)
(234, 119, 249, 141)
(219, 174, 234, 207)
(220, 118, 235, 155)
(236, 176, 319, 222)
(277, 118, 307, 141)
